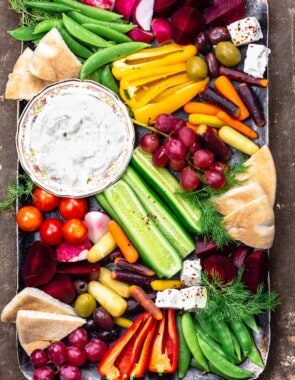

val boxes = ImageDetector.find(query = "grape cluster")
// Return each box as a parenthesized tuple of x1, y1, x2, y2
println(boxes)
(140, 114, 228, 191)
(30, 327, 108, 380)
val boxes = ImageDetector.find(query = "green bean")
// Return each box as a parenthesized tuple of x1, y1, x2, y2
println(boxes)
(58, 27, 93, 59)
(33, 18, 63, 34)
(100, 65, 120, 95)
(25, 1, 75, 12)
(229, 320, 252, 357)
(243, 315, 259, 333)
(82, 23, 132, 43)
(7, 26, 44, 41)
(80, 41, 149, 80)
(62, 13, 111, 48)
(67, 11, 136, 33)
(197, 334, 254, 379)
(247, 339, 265, 368)
(176, 314, 191, 379)
(54, 0, 122, 21)
(181, 312, 209, 372)
(210, 316, 235, 361)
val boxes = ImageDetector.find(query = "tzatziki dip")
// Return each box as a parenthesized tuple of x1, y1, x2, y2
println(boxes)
(30, 94, 126, 188)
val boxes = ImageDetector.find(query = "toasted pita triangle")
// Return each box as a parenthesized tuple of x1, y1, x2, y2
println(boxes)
(16, 310, 85, 355)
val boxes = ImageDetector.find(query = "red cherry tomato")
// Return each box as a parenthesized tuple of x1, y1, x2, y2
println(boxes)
(40, 218, 63, 246)
(16, 206, 43, 232)
(32, 187, 60, 212)
(62, 219, 88, 244)
(59, 198, 89, 220)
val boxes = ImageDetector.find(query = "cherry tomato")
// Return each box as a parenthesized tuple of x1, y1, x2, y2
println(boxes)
(62, 219, 88, 244)
(40, 218, 63, 246)
(32, 187, 60, 212)
(16, 206, 43, 232)
(59, 198, 89, 220)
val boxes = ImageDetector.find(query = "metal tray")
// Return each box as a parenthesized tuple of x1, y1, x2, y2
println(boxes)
(16, 0, 270, 378)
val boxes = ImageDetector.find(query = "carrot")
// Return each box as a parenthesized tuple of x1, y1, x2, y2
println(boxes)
(218, 126, 260, 156)
(188, 113, 224, 128)
(217, 111, 258, 140)
(129, 285, 163, 320)
(184, 101, 222, 115)
(108, 220, 139, 264)
(214, 75, 250, 121)
(186, 121, 198, 132)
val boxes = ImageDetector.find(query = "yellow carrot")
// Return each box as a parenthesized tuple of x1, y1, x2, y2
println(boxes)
(150, 279, 183, 291)
(129, 285, 163, 320)
(217, 111, 258, 139)
(87, 231, 117, 263)
(188, 113, 224, 128)
(113, 317, 133, 329)
(184, 101, 222, 115)
(218, 126, 260, 155)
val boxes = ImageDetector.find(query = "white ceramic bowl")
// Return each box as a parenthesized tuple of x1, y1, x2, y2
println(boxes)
(16, 79, 135, 198)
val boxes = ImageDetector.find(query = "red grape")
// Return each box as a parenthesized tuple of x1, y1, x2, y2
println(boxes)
(66, 346, 87, 367)
(67, 327, 89, 349)
(154, 113, 176, 133)
(30, 349, 48, 367)
(177, 127, 196, 148)
(169, 158, 186, 172)
(84, 339, 108, 363)
(165, 138, 186, 161)
(60, 365, 82, 380)
(47, 341, 67, 366)
(152, 146, 169, 167)
(171, 118, 187, 136)
(205, 169, 226, 189)
(193, 149, 214, 170)
(33, 366, 55, 380)
(140, 133, 160, 153)
(209, 161, 230, 173)
(180, 167, 200, 191)
(188, 140, 202, 155)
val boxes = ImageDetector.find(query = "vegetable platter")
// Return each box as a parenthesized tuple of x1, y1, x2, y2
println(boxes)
(0, 0, 279, 379)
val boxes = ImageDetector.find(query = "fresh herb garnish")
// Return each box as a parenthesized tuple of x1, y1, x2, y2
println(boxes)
(0, 173, 35, 211)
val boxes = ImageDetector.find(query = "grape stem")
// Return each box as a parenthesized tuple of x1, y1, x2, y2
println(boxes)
(132, 119, 169, 138)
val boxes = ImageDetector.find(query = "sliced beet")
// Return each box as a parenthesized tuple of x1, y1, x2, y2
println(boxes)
(230, 245, 252, 269)
(202, 255, 237, 284)
(182, 0, 212, 11)
(56, 261, 100, 277)
(195, 238, 219, 259)
(40, 274, 75, 304)
(203, 0, 246, 26)
(22, 241, 57, 287)
(242, 251, 268, 293)
(153, 0, 179, 17)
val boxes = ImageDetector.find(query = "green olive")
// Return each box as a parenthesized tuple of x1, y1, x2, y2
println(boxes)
(185, 56, 208, 81)
(214, 41, 241, 67)
(74, 292, 97, 318)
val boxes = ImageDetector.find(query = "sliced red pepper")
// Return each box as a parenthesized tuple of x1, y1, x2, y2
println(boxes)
(148, 308, 179, 374)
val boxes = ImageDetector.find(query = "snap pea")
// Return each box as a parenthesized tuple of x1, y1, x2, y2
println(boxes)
(82, 23, 132, 43)
(210, 316, 235, 361)
(195, 313, 219, 342)
(197, 334, 254, 379)
(54, 0, 122, 21)
(243, 315, 259, 333)
(176, 314, 191, 379)
(33, 18, 63, 34)
(7, 26, 44, 41)
(230, 329, 243, 363)
(229, 320, 252, 357)
(190, 358, 236, 380)
(100, 65, 120, 95)
(247, 339, 265, 368)
(62, 13, 111, 48)
(25, 1, 75, 12)
(58, 27, 93, 59)
(88, 67, 104, 83)
(80, 42, 149, 80)
(181, 312, 209, 372)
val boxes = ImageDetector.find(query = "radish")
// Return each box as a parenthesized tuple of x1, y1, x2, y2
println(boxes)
(132, 0, 155, 31)
(151, 18, 172, 44)
(115, 0, 138, 20)
(81, 0, 116, 10)
(128, 26, 154, 43)
(56, 239, 92, 262)
(84, 211, 111, 243)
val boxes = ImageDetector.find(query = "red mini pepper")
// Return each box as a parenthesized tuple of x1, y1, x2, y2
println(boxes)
(148, 308, 179, 374)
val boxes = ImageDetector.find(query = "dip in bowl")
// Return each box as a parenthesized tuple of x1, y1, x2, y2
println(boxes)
(17, 79, 135, 197)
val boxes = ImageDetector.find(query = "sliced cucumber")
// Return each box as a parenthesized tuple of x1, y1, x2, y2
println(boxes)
(103, 179, 182, 278)
(123, 166, 194, 258)
(131, 147, 203, 234)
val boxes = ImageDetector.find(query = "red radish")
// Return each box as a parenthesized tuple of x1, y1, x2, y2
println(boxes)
(128, 26, 154, 43)
(153, 0, 179, 17)
(84, 211, 111, 243)
(114, 0, 137, 20)
(151, 18, 172, 44)
(40, 274, 75, 304)
(56, 239, 92, 262)
(171, 6, 206, 45)
(81, 0, 116, 10)
(203, 0, 246, 26)
(132, 0, 155, 31)
(202, 255, 237, 284)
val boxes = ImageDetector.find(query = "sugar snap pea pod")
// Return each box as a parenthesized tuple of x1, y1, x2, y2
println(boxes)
(247, 338, 264, 368)
(190, 358, 236, 380)
(7, 26, 44, 41)
(176, 314, 191, 379)
(25, 1, 75, 12)
(82, 23, 132, 43)
(197, 334, 254, 379)
(88, 67, 104, 83)
(210, 316, 235, 361)
(181, 312, 209, 372)
(62, 13, 111, 48)
(58, 27, 93, 59)
(243, 315, 259, 333)
(229, 320, 252, 357)
(80, 42, 149, 80)
(195, 313, 219, 342)
(100, 65, 120, 95)
(34, 18, 63, 34)
(54, 0, 122, 21)
(230, 329, 243, 363)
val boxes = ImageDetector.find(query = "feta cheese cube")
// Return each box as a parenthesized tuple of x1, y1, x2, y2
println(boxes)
(227, 17, 263, 46)
(244, 44, 271, 78)
(155, 288, 183, 309)
(180, 259, 202, 286)
(180, 286, 207, 311)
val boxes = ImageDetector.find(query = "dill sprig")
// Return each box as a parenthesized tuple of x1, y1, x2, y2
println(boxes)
(0, 173, 35, 211)
(200, 271, 280, 322)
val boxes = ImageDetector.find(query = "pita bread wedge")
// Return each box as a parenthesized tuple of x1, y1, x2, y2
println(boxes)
(223, 195, 275, 249)
(213, 182, 267, 216)
(1, 287, 77, 323)
(5, 47, 51, 100)
(235, 145, 276, 206)
(16, 310, 85, 355)
(28, 28, 82, 82)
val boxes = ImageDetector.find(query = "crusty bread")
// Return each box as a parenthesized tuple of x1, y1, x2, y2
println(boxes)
(16, 310, 85, 355)
(28, 28, 82, 82)
(223, 195, 275, 249)
(1, 287, 77, 323)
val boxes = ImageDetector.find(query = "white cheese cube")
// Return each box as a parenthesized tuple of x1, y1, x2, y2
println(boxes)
(227, 17, 263, 46)
(180, 286, 207, 311)
(243, 44, 271, 78)
(180, 259, 202, 286)
(155, 289, 183, 309)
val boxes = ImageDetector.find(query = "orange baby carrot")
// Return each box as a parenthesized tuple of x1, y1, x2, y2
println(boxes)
(108, 220, 139, 263)
(186, 121, 198, 131)
(129, 285, 163, 320)
(184, 101, 222, 115)
(214, 75, 250, 121)
(217, 111, 258, 140)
